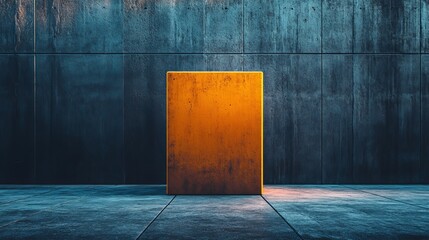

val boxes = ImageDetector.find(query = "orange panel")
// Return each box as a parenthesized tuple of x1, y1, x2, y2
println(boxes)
(167, 72, 263, 194)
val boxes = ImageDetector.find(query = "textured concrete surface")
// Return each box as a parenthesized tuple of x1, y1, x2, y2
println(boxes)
(322, 55, 353, 183)
(0, 0, 34, 52)
(0, 186, 57, 205)
(349, 185, 429, 209)
(353, 55, 421, 183)
(264, 185, 429, 240)
(244, 0, 321, 53)
(204, 0, 243, 53)
(0, 185, 428, 239)
(354, 0, 420, 53)
(0, 0, 428, 184)
(0, 55, 34, 183)
(244, 54, 322, 184)
(423, 55, 429, 183)
(140, 195, 300, 240)
(322, 0, 353, 53)
(424, 1, 429, 52)
(35, 55, 124, 183)
(36, 0, 123, 53)
(125, 0, 242, 53)
(124, 0, 204, 53)
(0, 185, 173, 239)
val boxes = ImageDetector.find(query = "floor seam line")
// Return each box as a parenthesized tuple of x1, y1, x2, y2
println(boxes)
(261, 195, 304, 240)
(0, 197, 79, 229)
(135, 195, 176, 240)
(0, 188, 58, 206)
(344, 186, 429, 210)
(0, 186, 99, 229)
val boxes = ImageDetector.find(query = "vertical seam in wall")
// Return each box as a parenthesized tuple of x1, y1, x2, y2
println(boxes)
(352, 54, 355, 183)
(242, 0, 244, 70)
(33, 0, 36, 182)
(420, 52, 422, 182)
(33, 0, 36, 54)
(320, 0, 323, 183)
(122, 0, 125, 184)
(351, 0, 355, 183)
(203, 1, 206, 56)
(420, 0, 422, 182)
(352, 0, 355, 54)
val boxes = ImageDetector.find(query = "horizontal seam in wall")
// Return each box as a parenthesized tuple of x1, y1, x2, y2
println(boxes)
(0, 52, 426, 55)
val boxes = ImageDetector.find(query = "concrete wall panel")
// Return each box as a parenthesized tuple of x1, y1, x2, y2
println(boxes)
(35, 55, 124, 183)
(322, 0, 353, 53)
(0, 55, 34, 183)
(204, 0, 243, 53)
(353, 55, 420, 183)
(322, 55, 353, 183)
(36, 0, 123, 53)
(244, 0, 321, 53)
(0, 0, 34, 53)
(353, 0, 420, 53)
(124, 0, 204, 53)
(244, 54, 322, 183)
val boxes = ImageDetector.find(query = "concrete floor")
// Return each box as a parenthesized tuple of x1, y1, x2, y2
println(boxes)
(0, 185, 428, 240)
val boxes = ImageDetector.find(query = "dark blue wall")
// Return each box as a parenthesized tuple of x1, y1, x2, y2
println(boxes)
(1, 0, 428, 184)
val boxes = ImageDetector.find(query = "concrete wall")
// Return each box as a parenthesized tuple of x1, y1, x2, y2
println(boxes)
(0, 0, 427, 184)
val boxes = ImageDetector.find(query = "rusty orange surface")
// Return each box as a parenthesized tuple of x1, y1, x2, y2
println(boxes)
(167, 72, 263, 194)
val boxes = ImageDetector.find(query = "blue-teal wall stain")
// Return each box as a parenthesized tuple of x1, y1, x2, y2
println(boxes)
(0, 0, 427, 183)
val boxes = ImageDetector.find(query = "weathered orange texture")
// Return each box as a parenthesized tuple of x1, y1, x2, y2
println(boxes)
(167, 72, 263, 194)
